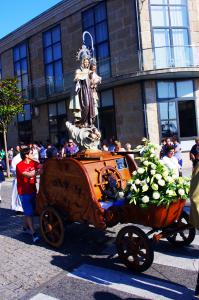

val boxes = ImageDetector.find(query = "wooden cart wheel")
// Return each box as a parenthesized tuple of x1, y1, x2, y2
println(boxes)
(96, 166, 123, 191)
(40, 206, 65, 248)
(166, 211, 196, 247)
(116, 225, 154, 272)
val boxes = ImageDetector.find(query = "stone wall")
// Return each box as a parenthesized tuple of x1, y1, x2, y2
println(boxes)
(114, 83, 144, 147)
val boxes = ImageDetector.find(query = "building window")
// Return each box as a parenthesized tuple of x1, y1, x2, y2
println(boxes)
(150, 0, 191, 68)
(48, 100, 67, 145)
(157, 80, 197, 138)
(18, 104, 32, 143)
(13, 42, 29, 98)
(99, 90, 116, 140)
(82, 1, 110, 77)
(43, 25, 63, 95)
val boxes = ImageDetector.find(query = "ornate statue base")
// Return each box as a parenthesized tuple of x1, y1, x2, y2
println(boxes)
(65, 121, 101, 152)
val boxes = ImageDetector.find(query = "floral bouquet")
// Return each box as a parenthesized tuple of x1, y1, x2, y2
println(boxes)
(125, 139, 190, 208)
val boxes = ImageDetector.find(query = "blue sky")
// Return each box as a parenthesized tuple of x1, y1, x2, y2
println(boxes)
(0, 0, 62, 39)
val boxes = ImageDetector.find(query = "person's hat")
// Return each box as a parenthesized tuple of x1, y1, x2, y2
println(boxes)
(68, 139, 73, 143)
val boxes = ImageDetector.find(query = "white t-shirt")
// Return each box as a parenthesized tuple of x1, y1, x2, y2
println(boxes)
(162, 155, 180, 177)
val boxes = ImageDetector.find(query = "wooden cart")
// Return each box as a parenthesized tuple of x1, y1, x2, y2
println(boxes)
(36, 151, 195, 272)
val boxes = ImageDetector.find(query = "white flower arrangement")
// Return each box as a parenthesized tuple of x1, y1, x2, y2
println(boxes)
(125, 139, 190, 208)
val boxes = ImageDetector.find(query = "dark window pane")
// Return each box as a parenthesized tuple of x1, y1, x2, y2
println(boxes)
(21, 59, 28, 74)
(99, 107, 116, 140)
(43, 31, 52, 47)
(44, 47, 53, 63)
(53, 43, 62, 60)
(54, 60, 63, 91)
(22, 74, 28, 89)
(96, 21, 108, 43)
(13, 47, 20, 61)
(15, 62, 21, 76)
(46, 63, 53, 77)
(98, 42, 109, 58)
(49, 103, 57, 117)
(24, 104, 31, 121)
(95, 3, 106, 23)
(52, 26, 61, 43)
(161, 120, 178, 137)
(82, 10, 94, 28)
(46, 64, 54, 94)
(178, 100, 197, 137)
(20, 44, 27, 58)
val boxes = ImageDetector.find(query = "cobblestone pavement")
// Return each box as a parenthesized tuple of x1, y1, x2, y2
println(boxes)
(0, 167, 194, 299)
(0, 180, 66, 299)
(0, 179, 110, 300)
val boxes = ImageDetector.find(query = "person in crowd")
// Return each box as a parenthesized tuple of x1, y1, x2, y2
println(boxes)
(161, 146, 181, 177)
(190, 137, 199, 168)
(31, 143, 40, 162)
(114, 140, 126, 152)
(8, 147, 14, 166)
(16, 146, 40, 243)
(101, 140, 109, 151)
(125, 143, 133, 152)
(108, 137, 115, 152)
(160, 137, 173, 158)
(10, 146, 23, 213)
(13, 145, 21, 157)
(172, 136, 183, 167)
(189, 154, 199, 297)
(65, 139, 79, 156)
(60, 141, 68, 158)
(39, 143, 47, 164)
(0, 157, 5, 203)
(0, 148, 5, 160)
(46, 146, 58, 159)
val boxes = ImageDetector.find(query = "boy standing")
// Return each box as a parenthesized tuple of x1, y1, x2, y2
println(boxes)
(16, 146, 39, 243)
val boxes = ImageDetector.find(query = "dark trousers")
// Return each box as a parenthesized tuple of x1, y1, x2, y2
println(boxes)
(196, 272, 199, 295)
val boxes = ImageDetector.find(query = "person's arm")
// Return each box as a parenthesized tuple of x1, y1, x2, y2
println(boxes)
(22, 170, 36, 178)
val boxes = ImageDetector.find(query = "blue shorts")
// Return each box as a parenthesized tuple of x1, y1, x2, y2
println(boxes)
(19, 193, 36, 216)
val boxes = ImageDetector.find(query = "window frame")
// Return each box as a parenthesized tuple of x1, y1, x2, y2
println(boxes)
(13, 41, 30, 98)
(48, 100, 67, 144)
(156, 80, 198, 140)
(81, 1, 111, 78)
(43, 25, 64, 95)
(149, 0, 192, 68)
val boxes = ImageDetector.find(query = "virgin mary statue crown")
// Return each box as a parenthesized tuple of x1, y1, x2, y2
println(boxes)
(76, 44, 91, 62)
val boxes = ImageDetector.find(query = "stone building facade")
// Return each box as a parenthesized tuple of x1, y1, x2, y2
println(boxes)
(0, 0, 199, 166)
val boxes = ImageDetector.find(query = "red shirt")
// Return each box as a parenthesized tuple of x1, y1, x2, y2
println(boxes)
(16, 160, 39, 195)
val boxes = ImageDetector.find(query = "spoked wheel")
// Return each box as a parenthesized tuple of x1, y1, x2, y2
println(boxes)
(40, 206, 65, 248)
(166, 211, 196, 247)
(116, 225, 154, 272)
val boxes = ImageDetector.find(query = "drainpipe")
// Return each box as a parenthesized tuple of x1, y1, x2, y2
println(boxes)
(135, 0, 149, 138)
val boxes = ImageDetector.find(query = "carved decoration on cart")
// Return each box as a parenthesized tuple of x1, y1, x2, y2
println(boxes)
(67, 31, 102, 151)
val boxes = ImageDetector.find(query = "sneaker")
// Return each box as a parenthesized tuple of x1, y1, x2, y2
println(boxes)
(32, 233, 39, 243)
(23, 226, 32, 235)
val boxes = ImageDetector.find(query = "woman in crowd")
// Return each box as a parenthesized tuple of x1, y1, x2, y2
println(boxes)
(190, 137, 199, 168)
(162, 146, 181, 177)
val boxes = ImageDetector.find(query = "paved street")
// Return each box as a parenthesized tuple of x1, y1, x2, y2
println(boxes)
(0, 175, 198, 300)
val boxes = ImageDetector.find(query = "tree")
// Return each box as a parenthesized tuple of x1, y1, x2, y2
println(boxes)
(0, 78, 26, 177)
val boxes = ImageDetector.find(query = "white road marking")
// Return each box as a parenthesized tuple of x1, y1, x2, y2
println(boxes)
(30, 293, 59, 300)
(67, 264, 194, 300)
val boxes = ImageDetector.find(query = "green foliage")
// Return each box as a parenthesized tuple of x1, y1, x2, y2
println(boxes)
(0, 78, 26, 131)
(125, 139, 190, 208)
